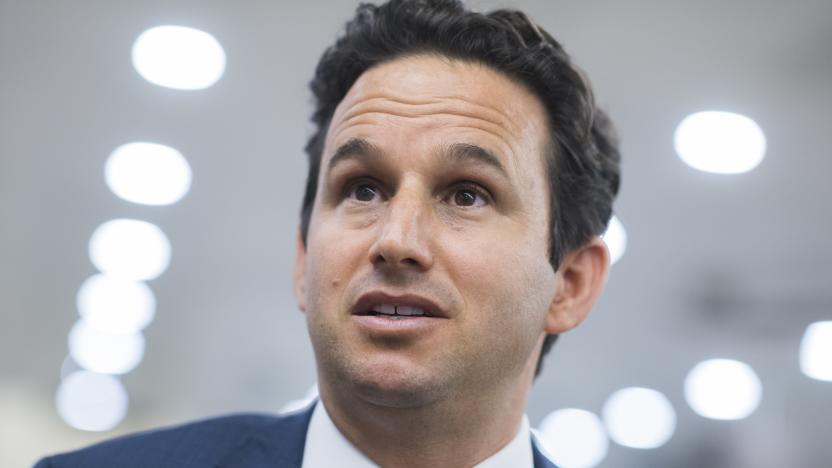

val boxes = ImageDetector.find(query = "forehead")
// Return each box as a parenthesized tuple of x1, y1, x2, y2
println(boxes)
(325, 54, 551, 173)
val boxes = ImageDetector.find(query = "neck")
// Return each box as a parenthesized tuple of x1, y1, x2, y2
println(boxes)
(317, 357, 537, 468)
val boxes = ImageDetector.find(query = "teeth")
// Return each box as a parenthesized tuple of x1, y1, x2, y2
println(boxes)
(397, 306, 425, 316)
(370, 304, 427, 316)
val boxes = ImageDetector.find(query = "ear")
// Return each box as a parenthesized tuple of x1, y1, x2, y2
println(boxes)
(293, 227, 307, 313)
(544, 236, 610, 334)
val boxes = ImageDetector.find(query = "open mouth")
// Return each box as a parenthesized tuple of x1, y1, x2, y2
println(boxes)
(352, 292, 449, 323)
(362, 304, 433, 317)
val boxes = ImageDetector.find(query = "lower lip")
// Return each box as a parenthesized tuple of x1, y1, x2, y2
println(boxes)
(352, 314, 446, 336)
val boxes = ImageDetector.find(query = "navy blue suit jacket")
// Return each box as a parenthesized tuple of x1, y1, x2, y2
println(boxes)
(36, 403, 557, 467)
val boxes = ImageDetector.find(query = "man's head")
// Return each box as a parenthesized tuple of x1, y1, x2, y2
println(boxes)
(294, 0, 619, 405)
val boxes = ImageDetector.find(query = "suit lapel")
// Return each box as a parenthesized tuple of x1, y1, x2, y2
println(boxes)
(532, 437, 558, 468)
(216, 401, 557, 468)
(216, 402, 316, 468)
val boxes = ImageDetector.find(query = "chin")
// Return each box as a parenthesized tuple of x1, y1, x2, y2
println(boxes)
(346, 359, 445, 408)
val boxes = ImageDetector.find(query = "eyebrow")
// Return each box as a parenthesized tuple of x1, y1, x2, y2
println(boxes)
(327, 138, 383, 174)
(444, 143, 507, 178)
(326, 138, 508, 179)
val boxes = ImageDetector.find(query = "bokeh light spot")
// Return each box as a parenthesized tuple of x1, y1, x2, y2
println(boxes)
(800, 321, 832, 381)
(56, 370, 128, 431)
(602, 215, 627, 265)
(105, 142, 192, 206)
(77, 274, 156, 334)
(132, 25, 226, 90)
(685, 358, 762, 420)
(536, 408, 608, 467)
(674, 111, 766, 174)
(602, 387, 676, 449)
(68, 319, 145, 375)
(89, 219, 171, 281)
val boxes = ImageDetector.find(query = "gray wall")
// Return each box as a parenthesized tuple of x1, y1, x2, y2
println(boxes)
(2, 1, 831, 466)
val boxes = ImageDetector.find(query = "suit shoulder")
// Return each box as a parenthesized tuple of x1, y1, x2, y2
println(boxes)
(36, 412, 296, 468)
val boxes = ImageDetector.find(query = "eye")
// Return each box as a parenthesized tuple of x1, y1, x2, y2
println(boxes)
(448, 185, 489, 208)
(346, 181, 382, 203)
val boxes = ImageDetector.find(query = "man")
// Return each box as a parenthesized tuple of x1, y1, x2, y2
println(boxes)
(36, 0, 619, 467)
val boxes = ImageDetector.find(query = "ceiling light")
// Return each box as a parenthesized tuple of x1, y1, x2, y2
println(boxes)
(685, 358, 762, 420)
(105, 142, 192, 206)
(132, 25, 226, 90)
(602, 215, 627, 265)
(77, 274, 156, 334)
(56, 370, 128, 431)
(68, 319, 145, 375)
(800, 321, 832, 381)
(674, 111, 766, 174)
(602, 387, 676, 449)
(88, 219, 171, 281)
(536, 408, 608, 467)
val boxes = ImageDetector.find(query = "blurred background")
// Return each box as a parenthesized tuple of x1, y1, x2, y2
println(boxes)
(1, 0, 830, 466)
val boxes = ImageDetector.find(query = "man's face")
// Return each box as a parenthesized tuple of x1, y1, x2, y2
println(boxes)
(296, 54, 558, 407)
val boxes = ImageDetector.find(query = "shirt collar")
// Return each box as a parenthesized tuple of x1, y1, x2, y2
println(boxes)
(301, 400, 533, 468)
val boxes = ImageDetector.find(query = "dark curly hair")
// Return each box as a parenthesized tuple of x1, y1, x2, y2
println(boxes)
(300, 0, 621, 377)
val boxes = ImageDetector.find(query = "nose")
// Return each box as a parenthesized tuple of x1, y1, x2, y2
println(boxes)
(367, 188, 434, 271)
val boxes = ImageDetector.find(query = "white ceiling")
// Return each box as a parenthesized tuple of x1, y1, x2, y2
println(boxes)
(2, 0, 831, 466)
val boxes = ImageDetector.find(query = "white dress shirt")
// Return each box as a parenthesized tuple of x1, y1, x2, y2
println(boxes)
(301, 400, 533, 468)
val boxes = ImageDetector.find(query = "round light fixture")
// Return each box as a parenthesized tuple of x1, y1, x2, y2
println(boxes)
(132, 25, 226, 90)
(536, 408, 609, 467)
(685, 358, 762, 420)
(105, 142, 192, 206)
(602, 387, 676, 449)
(674, 111, 766, 174)
(88, 219, 171, 281)
(56, 370, 128, 431)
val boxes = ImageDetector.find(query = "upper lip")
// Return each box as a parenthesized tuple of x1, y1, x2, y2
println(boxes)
(352, 291, 449, 318)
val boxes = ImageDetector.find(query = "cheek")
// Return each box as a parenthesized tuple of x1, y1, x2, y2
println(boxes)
(305, 220, 368, 312)
(447, 227, 555, 327)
